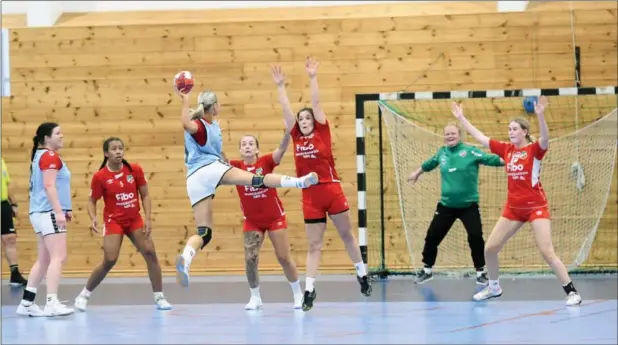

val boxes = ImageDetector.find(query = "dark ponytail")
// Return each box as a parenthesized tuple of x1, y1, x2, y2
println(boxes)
(100, 137, 132, 171)
(30, 122, 59, 162)
(30, 122, 59, 183)
(30, 136, 39, 163)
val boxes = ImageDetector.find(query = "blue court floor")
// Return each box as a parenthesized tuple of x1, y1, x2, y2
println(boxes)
(2, 274, 617, 344)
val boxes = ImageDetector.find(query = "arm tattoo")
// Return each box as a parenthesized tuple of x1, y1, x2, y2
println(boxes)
(244, 231, 263, 288)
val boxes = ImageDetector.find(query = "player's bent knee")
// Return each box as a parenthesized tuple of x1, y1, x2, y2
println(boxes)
(197, 226, 213, 250)
(1, 233, 17, 245)
(103, 256, 118, 269)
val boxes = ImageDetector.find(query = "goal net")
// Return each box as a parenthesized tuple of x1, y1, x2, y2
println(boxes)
(364, 87, 617, 276)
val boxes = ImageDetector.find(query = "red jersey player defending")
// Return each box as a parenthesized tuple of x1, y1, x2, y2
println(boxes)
(272, 58, 372, 312)
(229, 132, 303, 310)
(73, 137, 172, 311)
(452, 96, 582, 306)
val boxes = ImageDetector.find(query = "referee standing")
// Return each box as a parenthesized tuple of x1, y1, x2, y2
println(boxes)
(2, 158, 28, 286)
(407, 124, 503, 285)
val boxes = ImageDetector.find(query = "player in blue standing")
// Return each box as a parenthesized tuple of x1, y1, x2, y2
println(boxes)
(17, 122, 75, 317)
(173, 86, 319, 286)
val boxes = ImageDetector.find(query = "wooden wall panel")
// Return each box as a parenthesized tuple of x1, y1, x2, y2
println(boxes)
(1, 4, 616, 277)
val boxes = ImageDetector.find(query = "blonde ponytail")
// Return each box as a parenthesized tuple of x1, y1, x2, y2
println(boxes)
(189, 103, 205, 120)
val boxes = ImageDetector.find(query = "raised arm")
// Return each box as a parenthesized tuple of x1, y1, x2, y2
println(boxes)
(175, 86, 198, 134)
(272, 129, 292, 165)
(534, 96, 550, 150)
(305, 57, 326, 124)
(451, 102, 490, 148)
(271, 65, 296, 131)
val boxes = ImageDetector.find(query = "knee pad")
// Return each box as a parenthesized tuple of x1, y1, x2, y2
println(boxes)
(197, 226, 212, 250)
(251, 175, 265, 188)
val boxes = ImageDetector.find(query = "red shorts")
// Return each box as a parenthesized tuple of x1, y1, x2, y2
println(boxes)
(301, 183, 349, 221)
(501, 204, 551, 223)
(103, 215, 144, 236)
(243, 215, 287, 232)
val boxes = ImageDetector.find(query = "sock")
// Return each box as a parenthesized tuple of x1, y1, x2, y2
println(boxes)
(305, 277, 316, 292)
(153, 291, 164, 301)
(562, 281, 577, 295)
(354, 262, 367, 278)
(46, 293, 58, 305)
(423, 267, 432, 274)
(10, 264, 18, 274)
(81, 287, 92, 298)
(489, 279, 500, 290)
(289, 280, 302, 295)
(182, 246, 196, 267)
(21, 287, 37, 306)
(476, 270, 485, 278)
(280, 176, 302, 188)
(250, 287, 261, 298)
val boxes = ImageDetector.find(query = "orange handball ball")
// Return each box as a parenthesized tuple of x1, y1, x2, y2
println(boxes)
(174, 71, 194, 94)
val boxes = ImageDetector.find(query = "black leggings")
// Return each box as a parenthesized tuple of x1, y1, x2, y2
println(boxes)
(421, 202, 485, 270)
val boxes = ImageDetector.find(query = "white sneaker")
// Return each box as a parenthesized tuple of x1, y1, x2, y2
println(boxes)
(74, 294, 89, 312)
(44, 301, 75, 317)
(175, 255, 190, 288)
(566, 292, 582, 306)
(293, 293, 303, 309)
(245, 296, 263, 310)
(299, 172, 319, 188)
(155, 295, 172, 310)
(16, 303, 47, 317)
(473, 285, 503, 301)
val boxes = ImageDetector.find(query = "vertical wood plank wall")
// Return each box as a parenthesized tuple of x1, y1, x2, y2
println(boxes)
(1, 4, 616, 276)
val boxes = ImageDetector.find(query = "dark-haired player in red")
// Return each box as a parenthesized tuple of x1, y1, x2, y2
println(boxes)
(73, 137, 172, 311)
(229, 131, 303, 310)
(271, 58, 372, 312)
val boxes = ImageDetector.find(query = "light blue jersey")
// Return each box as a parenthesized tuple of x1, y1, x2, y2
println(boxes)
(29, 149, 72, 214)
(184, 118, 224, 177)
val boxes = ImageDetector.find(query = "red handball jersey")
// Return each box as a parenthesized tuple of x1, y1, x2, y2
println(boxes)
(230, 154, 285, 223)
(90, 163, 147, 223)
(291, 119, 340, 184)
(489, 139, 548, 209)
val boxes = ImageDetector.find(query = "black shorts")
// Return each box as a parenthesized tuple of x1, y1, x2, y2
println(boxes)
(1, 201, 16, 235)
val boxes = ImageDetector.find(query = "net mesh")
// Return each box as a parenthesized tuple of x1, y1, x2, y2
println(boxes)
(365, 92, 617, 275)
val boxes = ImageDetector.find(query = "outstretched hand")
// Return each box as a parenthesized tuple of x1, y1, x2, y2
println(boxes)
(271, 65, 286, 86)
(173, 84, 190, 104)
(534, 95, 549, 116)
(407, 171, 420, 184)
(305, 56, 320, 78)
(451, 102, 464, 119)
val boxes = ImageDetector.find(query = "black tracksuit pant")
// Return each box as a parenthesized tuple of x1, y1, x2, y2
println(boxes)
(421, 202, 485, 270)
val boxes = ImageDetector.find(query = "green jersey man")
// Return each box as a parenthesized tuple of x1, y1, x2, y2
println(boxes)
(408, 124, 504, 285)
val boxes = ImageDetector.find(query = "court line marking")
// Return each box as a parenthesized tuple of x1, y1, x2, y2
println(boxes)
(449, 299, 610, 333)
(548, 308, 617, 324)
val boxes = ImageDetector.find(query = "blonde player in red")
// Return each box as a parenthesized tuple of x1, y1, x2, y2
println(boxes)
(73, 137, 172, 311)
(229, 131, 303, 310)
(452, 96, 582, 306)
(271, 58, 371, 312)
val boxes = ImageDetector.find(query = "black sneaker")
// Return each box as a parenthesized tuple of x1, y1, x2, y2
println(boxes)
(9, 273, 27, 287)
(357, 275, 372, 296)
(302, 289, 317, 312)
(415, 269, 433, 284)
(476, 272, 489, 286)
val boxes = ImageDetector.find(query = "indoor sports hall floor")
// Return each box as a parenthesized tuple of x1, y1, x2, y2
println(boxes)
(2, 273, 617, 344)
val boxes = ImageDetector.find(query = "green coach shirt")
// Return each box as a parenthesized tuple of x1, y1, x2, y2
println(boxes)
(421, 142, 503, 208)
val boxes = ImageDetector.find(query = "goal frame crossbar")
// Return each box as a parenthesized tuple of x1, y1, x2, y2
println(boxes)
(355, 86, 618, 279)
